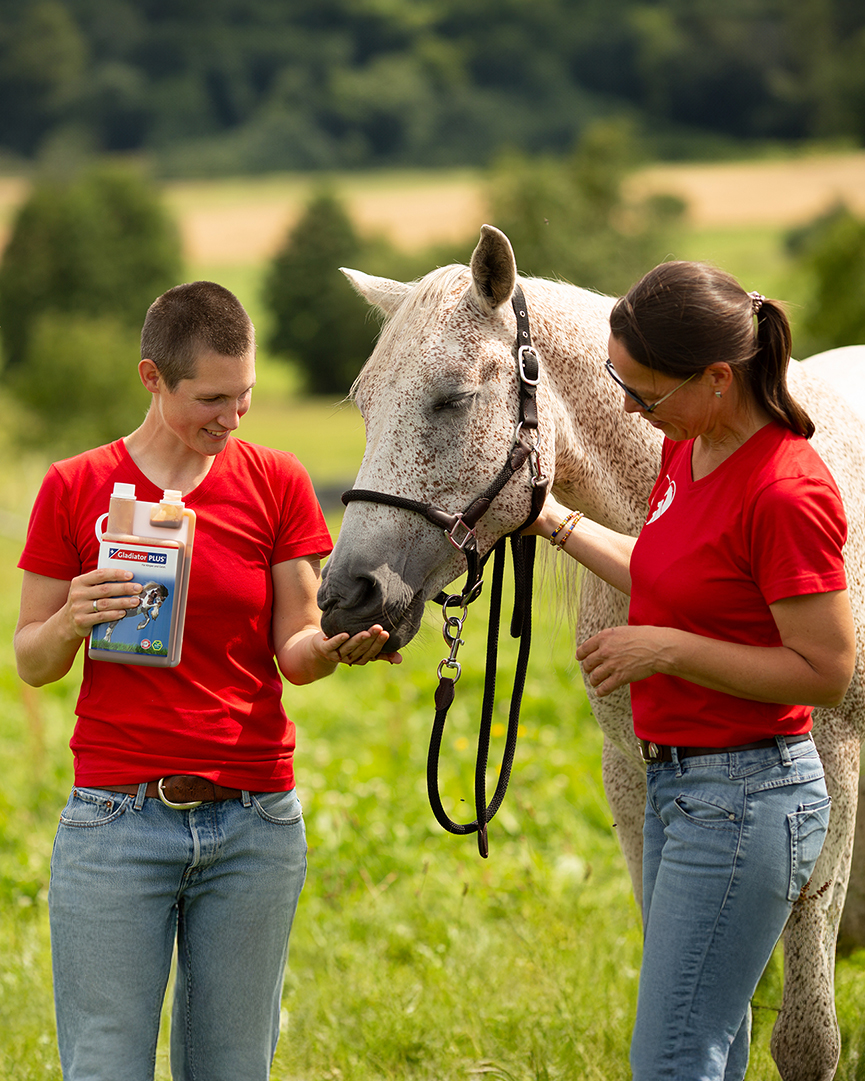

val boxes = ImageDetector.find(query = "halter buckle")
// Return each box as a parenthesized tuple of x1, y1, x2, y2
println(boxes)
(447, 515, 477, 552)
(517, 345, 540, 385)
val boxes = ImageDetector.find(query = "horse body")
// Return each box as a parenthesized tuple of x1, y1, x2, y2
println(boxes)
(318, 225, 865, 1081)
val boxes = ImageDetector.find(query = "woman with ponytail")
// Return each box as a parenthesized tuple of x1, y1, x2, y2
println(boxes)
(527, 261, 855, 1080)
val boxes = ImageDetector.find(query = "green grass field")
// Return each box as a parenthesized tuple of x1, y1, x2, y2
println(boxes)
(2, 166, 865, 1080)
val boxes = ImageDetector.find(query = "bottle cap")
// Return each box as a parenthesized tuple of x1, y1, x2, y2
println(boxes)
(112, 482, 136, 499)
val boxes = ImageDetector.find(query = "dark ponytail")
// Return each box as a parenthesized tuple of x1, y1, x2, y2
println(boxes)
(609, 262, 814, 439)
(751, 298, 814, 438)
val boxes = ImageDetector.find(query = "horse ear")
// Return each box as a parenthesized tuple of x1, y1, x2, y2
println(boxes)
(340, 268, 413, 317)
(470, 224, 517, 314)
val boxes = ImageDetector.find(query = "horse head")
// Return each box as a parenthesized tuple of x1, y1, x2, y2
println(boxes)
(318, 223, 660, 648)
(318, 225, 559, 648)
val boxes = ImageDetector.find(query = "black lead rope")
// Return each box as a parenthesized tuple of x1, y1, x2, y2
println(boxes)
(426, 532, 537, 857)
(342, 284, 549, 857)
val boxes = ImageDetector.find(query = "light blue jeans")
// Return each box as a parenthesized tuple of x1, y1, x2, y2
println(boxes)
(49, 784, 307, 1081)
(631, 737, 830, 1081)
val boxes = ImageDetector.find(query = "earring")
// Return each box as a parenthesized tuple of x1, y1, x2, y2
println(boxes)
(715, 391, 723, 398)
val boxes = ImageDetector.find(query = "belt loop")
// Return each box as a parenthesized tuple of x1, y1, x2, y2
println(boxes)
(672, 747, 684, 776)
(134, 781, 148, 811)
(241, 790, 252, 807)
(777, 735, 793, 767)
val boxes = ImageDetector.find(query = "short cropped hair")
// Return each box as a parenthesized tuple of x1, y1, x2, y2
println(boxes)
(140, 281, 255, 390)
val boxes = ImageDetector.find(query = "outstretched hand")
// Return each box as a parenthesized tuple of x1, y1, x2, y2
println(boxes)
(318, 624, 402, 667)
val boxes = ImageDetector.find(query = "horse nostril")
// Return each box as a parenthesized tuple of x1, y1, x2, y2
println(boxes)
(318, 571, 386, 632)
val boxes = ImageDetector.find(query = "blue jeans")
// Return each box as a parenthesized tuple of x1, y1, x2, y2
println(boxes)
(631, 737, 830, 1081)
(49, 785, 307, 1081)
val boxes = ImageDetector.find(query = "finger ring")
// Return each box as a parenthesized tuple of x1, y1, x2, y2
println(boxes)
(92, 599, 99, 612)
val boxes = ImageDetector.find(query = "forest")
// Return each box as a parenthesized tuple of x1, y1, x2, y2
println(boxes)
(0, 0, 864, 175)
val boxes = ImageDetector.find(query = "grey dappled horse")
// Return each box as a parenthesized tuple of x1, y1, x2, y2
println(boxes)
(318, 225, 865, 1081)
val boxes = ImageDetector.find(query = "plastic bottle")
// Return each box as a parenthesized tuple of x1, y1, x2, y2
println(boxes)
(106, 481, 136, 535)
(150, 489, 185, 529)
(89, 485, 196, 667)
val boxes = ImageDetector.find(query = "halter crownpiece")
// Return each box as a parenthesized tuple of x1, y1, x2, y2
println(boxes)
(749, 291, 765, 314)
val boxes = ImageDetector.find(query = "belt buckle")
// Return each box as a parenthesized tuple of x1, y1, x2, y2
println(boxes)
(639, 740, 661, 763)
(157, 776, 203, 810)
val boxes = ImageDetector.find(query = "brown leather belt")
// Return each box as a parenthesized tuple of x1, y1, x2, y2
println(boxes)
(639, 733, 812, 764)
(95, 775, 247, 809)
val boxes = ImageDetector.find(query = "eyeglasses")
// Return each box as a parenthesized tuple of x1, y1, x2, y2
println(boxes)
(604, 359, 697, 414)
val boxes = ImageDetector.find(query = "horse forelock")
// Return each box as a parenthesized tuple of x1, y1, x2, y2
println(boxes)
(352, 264, 473, 399)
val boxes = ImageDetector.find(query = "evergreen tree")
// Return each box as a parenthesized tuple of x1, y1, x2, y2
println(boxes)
(0, 164, 183, 370)
(262, 190, 383, 395)
(787, 203, 865, 355)
(7, 312, 145, 455)
(0, 164, 181, 452)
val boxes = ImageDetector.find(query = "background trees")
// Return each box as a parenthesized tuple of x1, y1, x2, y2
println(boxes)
(0, 0, 862, 175)
(0, 165, 182, 451)
(786, 204, 865, 356)
(1, 0, 864, 411)
(263, 191, 385, 395)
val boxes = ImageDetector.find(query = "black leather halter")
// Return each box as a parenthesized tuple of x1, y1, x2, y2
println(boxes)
(341, 284, 550, 856)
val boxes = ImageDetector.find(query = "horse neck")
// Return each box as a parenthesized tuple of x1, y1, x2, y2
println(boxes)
(525, 279, 661, 536)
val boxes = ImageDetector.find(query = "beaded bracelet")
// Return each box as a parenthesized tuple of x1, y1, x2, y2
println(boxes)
(549, 510, 584, 549)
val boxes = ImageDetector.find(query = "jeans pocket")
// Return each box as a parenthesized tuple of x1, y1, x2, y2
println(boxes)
(251, 788, 303, 825)
(787, 794, 831, 901)
(673, 792, 738, 830)
(58, 787, 128, 828)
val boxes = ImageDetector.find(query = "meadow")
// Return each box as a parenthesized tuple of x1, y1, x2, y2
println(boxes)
(3, 158, 865, 1080)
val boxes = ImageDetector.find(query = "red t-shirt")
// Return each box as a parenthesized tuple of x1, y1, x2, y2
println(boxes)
(18, 438, 333, 790)
(628, 423, 847, 746)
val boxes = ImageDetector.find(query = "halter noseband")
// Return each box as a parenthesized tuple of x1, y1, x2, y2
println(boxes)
(340, 284, 550, 857)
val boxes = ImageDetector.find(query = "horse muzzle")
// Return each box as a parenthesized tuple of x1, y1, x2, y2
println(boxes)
(317, 563, 428, 650)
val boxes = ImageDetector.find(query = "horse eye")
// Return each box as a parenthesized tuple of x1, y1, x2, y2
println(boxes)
(433, 391, 475, 413)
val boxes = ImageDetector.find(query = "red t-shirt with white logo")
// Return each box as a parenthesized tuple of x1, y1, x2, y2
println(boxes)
(19, 438, 333, 790)
(628, 422, 847, 746)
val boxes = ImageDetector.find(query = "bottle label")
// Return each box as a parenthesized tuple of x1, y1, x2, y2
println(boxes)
(106, 546, 169, 566)
(90, 540, 180, 660)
